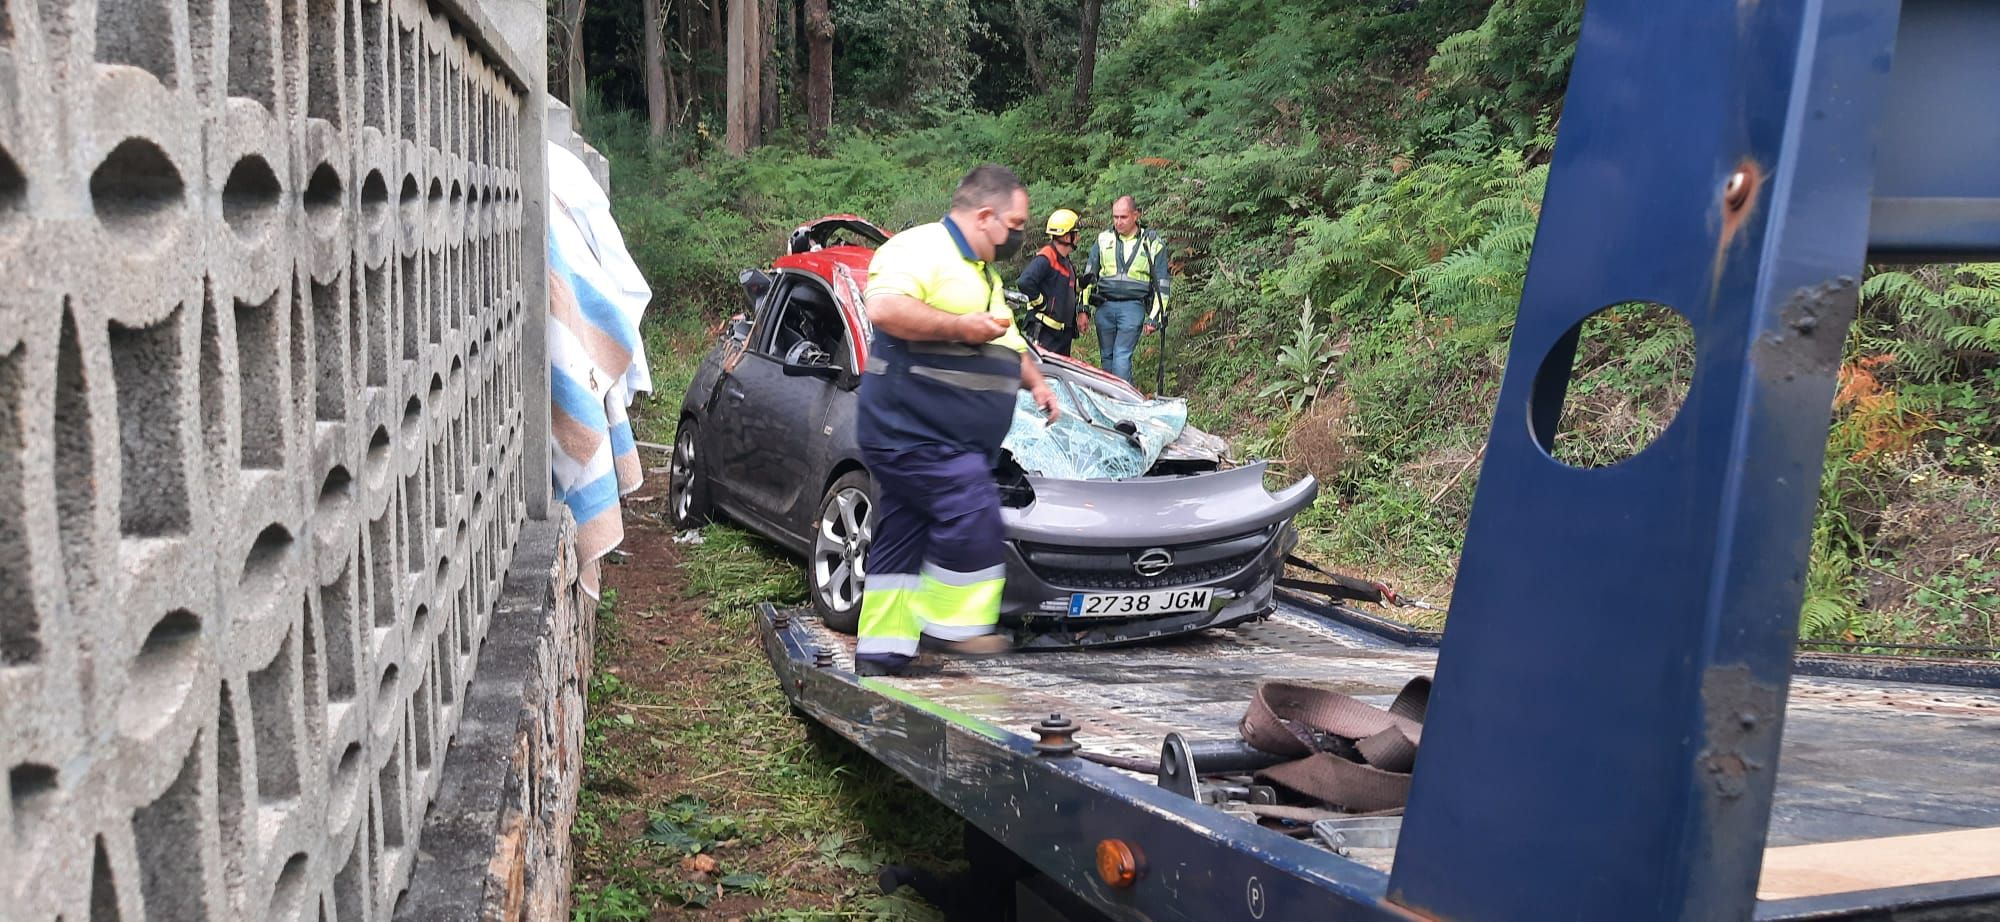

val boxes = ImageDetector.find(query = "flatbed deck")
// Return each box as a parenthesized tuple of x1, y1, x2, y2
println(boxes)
(764, 602, 2000, 917)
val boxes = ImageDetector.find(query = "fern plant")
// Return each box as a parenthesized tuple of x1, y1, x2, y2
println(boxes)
(1857, 265, 2000, 384)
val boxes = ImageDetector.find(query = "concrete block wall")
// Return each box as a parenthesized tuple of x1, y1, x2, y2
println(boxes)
(396, 513, 591, 921)
(0, 0, 545, 919)
(544, 99, 610, 195)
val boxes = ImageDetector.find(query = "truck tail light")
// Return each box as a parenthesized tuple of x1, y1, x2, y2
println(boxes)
(1096, 838, 1144, 888)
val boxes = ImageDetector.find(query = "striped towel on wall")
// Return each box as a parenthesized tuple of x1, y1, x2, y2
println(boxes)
(547, 141, 652, 597)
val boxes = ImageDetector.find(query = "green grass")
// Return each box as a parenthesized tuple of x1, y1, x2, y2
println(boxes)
(573, 309, 967, 920)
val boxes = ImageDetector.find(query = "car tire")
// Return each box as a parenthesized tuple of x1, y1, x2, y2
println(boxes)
(668, 417, 712, 530)
(810, 470, 874, 634)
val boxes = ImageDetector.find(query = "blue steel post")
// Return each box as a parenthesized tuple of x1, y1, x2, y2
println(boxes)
(1389, 2, 1901, 919)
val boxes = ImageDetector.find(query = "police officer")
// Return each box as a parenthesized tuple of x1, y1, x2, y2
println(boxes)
(1015, 208, 1087, 356)
(853, 164, 1062, 677)
(1080, 195, 1171, 384)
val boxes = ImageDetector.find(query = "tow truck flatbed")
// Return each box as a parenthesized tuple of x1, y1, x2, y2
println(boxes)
(759, 602, 2000, 919)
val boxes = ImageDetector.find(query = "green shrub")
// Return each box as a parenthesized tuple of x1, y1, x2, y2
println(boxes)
(595, 0, 2000, 649)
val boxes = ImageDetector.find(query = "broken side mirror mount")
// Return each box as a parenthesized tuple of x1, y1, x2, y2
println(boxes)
(726, 316, 752, 343)
(739, 269, 772, 315)
(781, 361, 843, 384)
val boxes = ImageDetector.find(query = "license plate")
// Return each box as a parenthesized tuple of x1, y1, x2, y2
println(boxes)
(1068, 588, 1213, 618)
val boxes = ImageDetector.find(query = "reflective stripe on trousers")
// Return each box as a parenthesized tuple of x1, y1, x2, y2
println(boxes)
(854, 444, 1005, 657)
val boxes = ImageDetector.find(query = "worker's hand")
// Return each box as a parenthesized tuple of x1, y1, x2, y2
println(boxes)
(956, 312, 1012, 344)
(1077, 313, 1090, 333)
(1144, 322, 1158, 335)
(1031, 383, 1061, 423)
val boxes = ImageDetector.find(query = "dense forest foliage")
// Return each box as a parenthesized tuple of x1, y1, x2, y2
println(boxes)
(566, 0, 2000, 651)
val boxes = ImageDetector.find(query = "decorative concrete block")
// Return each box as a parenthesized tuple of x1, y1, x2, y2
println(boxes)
(395, 512, 590, 922)
(0, 0, 546, 918)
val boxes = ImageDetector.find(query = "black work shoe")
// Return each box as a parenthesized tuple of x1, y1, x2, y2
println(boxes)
(854, 653, 913, 676)
(919, 633, 1012, 656)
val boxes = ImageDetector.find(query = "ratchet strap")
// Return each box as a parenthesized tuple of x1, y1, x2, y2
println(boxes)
(1239, 677, 1431, 813)
(1278, 553, 1399, 606)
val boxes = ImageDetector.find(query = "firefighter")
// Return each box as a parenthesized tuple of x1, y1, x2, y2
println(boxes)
(853, 164, 1062, 677)
(1080, 196, 1171, 384)
(1016, 208, 1087, 356)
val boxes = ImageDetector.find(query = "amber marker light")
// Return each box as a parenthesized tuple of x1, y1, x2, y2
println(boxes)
(1096, 838, 1144, 888)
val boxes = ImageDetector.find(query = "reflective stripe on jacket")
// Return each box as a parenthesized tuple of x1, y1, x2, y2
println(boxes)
(1017, 244, 1080, 334)
(1081, 229, 1171, 321)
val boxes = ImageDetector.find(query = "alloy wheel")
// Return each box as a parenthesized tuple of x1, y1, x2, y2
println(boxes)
(671, 426, 698, 523)
(813, 486, 872, 614)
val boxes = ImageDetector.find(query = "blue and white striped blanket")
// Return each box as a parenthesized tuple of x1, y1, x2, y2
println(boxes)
(546, 141, 652, 596)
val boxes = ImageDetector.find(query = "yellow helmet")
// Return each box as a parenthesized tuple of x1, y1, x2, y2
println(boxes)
(1045, 208, 1080, 238)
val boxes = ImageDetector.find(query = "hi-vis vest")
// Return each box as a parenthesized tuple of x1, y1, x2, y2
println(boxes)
(1087, 229, 1169, 319)
(856, 217, 1026, 457)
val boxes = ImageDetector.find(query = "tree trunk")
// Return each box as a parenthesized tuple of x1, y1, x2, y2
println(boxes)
(1074, 0, 1100, 120)
(786, 0, 800, 122)
(759, 0, 780, 135)
(665, 50, 681, 131)
(726, 0, 763, 153)
(751, 0, 765, 145)
(1012, 0, 1049, 95)
(804, 0, 832, 154)
(644, 0, 669, 137)
(679, 2, 700, 124)
(709, 0, 726, 108)
(662, 0, 683, 132)
(557, 0, 589, 106)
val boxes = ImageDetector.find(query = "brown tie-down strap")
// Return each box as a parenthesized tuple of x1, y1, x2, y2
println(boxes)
(1240, 678, 1432, 814)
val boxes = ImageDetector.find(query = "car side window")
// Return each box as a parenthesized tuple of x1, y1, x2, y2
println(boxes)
(746, 277, 792, 356)
(756, 277, 852, 373)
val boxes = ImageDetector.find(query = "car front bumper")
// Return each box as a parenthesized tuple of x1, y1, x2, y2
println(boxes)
(996, 519, 1301, 651)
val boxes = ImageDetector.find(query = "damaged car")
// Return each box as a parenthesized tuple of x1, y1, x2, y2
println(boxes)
(667, 216, 1317, 649)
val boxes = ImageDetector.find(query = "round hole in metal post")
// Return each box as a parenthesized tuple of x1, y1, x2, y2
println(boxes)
(1527, 301, 1695, 469)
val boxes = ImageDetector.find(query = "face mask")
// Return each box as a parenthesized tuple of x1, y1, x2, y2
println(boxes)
(993, 225, 1025, 260)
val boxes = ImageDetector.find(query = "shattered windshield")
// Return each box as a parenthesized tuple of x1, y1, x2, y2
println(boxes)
(1003, 379, 1189, 480)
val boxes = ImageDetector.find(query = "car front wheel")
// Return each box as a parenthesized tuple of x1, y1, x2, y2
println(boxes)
(811, 471, 873, 634)
(668, 418, 711, 530)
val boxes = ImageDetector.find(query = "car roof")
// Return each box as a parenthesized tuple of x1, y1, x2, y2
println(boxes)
(771, 245, 875, 371)
(769, 244, 1142, 399)
(772, 244, 873, 281)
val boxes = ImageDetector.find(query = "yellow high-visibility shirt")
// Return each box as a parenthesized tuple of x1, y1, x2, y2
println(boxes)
(865, 218, 1029, 354)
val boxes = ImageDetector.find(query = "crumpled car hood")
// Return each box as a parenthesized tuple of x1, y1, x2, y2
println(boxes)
(1004, 462, 1318, 547)
(1000, 378, 1193, 480)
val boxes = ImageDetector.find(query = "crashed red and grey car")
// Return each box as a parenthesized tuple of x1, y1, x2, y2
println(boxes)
(667, 216, 1318, 650)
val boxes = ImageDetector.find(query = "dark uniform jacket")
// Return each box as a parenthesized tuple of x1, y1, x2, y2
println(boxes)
(1015, 244, 1083, 355)
(856, 217, 1028, 460)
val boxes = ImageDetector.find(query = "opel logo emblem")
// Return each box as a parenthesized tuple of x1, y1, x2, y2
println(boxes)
(1133, 548, 1173, 577)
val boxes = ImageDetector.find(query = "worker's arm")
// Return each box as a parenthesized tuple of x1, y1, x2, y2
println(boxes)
(1066, 254, 1090, 332)
(1079, 238, 1101, 307)
(1144, 233, 1172, 330)
(1021, 352, 1060, 422)
(1016, 255, 1050, 302)
(866, 292, 1011, 344)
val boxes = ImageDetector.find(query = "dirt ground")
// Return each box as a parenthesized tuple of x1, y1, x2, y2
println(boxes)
(570, 486, 959, 921)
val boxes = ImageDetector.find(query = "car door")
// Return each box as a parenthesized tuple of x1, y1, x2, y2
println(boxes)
(708, 276, 839, 543)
